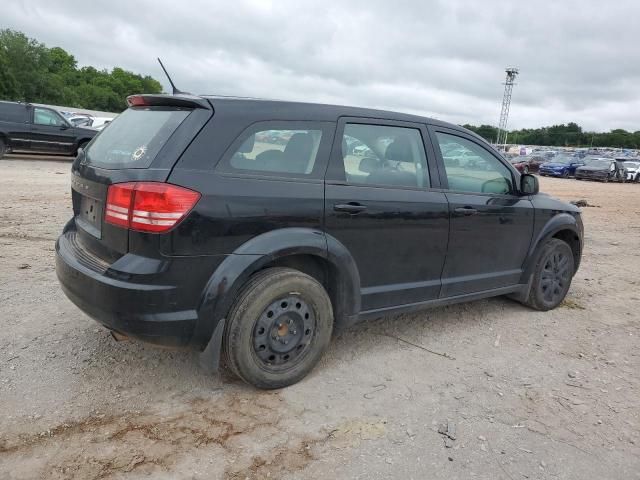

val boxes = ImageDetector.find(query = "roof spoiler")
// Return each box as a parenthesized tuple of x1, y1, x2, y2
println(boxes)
(126, 94, 211, 109)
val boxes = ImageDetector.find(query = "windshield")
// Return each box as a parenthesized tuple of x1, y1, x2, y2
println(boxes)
(85, 107, 191, 169)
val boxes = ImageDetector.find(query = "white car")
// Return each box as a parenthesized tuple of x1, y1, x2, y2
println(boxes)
(89, 117, 113, 129)
(624, 161, 640, 182)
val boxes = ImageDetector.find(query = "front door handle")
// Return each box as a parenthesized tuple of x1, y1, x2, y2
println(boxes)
(454, 206, 478, 216)
(334, 202, 367, 214)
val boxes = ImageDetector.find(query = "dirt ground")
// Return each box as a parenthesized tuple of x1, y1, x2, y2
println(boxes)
(1, 155, 639, 480)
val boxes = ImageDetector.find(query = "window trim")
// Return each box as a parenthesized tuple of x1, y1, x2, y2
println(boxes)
(428, 125, 520, 197)
(326, 116, 441, 190)
(215, 120, 335, 180)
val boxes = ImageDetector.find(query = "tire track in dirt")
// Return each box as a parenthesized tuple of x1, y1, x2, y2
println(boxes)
(0, 392, 331, 480)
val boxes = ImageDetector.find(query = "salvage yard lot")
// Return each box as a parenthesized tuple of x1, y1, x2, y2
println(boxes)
(1, 156, 639, 479)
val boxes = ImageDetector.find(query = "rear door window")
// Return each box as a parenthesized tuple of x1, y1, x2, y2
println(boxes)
(84, 107, 191, 169)
(341, 123, 430, 188)
(0, 103, 26, 123)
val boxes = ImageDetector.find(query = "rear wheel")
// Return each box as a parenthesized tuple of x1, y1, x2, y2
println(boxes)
(562, 170, 569, 178)
(0, 138, 5, 159)
(223, 267, 333, 389)
(522, 238, 574, 311)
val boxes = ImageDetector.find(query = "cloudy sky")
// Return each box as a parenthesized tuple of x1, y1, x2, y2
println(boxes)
(4, 0, 639, 131)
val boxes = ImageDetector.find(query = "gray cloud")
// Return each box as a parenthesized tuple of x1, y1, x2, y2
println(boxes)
(4, 0, 639, 131)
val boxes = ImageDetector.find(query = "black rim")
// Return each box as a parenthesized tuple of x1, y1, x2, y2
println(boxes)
(252, 296, 316, 372)
(540, 249, 571, 304)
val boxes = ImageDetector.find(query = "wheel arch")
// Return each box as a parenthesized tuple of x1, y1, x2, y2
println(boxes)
(192, 228, 360, 353)
(521, 214, 582, 284)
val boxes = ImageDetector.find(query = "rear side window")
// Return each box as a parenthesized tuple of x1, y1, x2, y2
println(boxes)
(85, 107, 190, 169)
(228, 128, 323, 175)
(0, 103, 26, 123)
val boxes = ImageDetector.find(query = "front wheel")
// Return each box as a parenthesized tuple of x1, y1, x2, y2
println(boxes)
(522, 238, 574, 311)
(523, 166, 529, 174)
(0, 138, 5, 159)
(223, 268, 333, 389)
(562, 170, 570, 178)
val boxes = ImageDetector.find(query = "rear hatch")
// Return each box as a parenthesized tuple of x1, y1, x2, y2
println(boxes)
(70, 95, 213, 263)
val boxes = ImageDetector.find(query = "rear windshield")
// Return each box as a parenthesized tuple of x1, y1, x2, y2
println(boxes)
(84, 107, 190, 169)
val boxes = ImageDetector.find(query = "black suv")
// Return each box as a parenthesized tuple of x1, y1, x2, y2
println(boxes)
(56, 94, 583, 389)
(0, 101, 97, 158)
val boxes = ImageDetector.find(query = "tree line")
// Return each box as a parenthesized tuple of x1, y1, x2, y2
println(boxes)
(0, 29, 162, 112)
(463, 122, 640, 149)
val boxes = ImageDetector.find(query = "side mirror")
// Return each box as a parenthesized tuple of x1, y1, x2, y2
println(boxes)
(60, 123, 69, 130)
(521, 173, 539, 195)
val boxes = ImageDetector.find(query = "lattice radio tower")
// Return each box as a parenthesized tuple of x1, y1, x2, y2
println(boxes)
(496, 67, 519, 149)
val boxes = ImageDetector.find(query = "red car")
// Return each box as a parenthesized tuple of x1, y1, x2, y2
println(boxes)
(509, 155, 545, 174)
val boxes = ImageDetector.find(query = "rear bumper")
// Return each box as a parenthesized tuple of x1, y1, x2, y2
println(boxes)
(55, 230, 203, 347)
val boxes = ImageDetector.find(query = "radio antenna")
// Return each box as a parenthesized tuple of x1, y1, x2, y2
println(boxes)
(157, 58, 188, 95)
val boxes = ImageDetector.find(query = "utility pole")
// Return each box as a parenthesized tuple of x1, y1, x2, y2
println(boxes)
(496, 67, 519, 151)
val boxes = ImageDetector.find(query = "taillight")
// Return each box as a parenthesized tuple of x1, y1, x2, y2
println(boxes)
(105, 182, 200, 233)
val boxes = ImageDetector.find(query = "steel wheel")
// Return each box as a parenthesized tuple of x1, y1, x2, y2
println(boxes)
(252, 295, 316, 372)
(223, 267, 333, 389)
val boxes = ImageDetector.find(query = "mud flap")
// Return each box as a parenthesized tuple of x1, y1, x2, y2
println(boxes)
(198, 318, 225, 375)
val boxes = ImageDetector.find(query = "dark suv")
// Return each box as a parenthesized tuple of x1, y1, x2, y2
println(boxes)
(0, 101, 97, 158)
(55, 94, 583, 389)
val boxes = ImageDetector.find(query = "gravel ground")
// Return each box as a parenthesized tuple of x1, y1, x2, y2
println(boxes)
(1, 156, 639, 480)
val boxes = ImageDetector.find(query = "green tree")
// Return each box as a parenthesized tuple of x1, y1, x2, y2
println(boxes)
(0, 29, 163, 111)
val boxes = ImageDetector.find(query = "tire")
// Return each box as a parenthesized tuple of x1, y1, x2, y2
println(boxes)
(603, 175, 609, 183)
(0, 138, 5, 159)
(522, 238, 574, 311)
(523, 166, 529, 174)
(223, 267, 333, 389)
(562, 170, 569, 178)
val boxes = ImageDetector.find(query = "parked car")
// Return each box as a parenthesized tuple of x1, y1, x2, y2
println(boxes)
(55, 94, 583, 389)
(0, 101, 97, 158)
(623, 161, 640, 182)
(509, 157, 528, 173)
(509, 155, 545, 174)
(87, 117, 113, 129)
(539, 155, 585, 178)
(575, 159, 627, 182)
(67, 114, 94, 127)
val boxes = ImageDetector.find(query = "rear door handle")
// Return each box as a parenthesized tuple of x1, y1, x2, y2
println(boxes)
(334, 202, 367, 214)
(454, 206, 478, 216)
